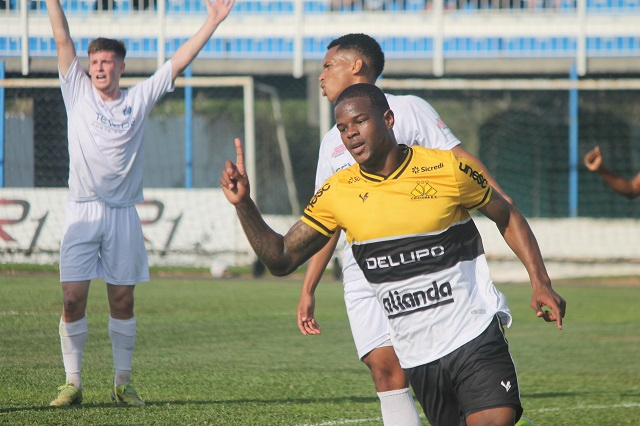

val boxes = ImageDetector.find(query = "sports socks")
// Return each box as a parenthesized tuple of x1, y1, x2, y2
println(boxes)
(377, 387, 422, 426)
(108, 316, 136, 387)
(59, 316, 88, 389)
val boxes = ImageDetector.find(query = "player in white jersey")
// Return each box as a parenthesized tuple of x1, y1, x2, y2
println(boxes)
(46, 0, 235, 407)
(297, 33, 513, 425)
(220, 83, 566, 426)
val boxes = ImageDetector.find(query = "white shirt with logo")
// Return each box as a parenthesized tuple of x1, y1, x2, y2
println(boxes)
(59, 57, 174, 207)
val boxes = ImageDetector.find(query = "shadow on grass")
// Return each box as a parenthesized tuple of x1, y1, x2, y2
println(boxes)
(0, 395, 379, 414)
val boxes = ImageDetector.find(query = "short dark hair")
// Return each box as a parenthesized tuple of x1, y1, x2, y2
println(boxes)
(327, 33, 385, 78)
(88, 37, 127, 60)
(335, 83, 390, 115)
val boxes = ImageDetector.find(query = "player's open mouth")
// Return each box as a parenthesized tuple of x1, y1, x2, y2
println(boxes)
(349, 142, 365, 156)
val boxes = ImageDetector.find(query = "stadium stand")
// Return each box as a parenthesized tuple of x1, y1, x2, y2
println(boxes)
(1, 0, 639, 76)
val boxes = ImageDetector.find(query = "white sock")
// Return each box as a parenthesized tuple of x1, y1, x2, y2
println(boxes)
(59, 317, 88, 389)
(108, 316, 136, 387)
(377, 387, 422, 426)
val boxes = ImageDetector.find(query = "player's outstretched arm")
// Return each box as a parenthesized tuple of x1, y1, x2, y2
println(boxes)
(170, 0, 235, 81)
(478, 191, 566, 330)
(584, 146, 640, 199)
(46, 0, 76, 76)
(297, 231, 341, 335)
(221, 138, 330, 276)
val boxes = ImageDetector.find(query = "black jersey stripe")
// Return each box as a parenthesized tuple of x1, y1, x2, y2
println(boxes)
(390, 145, 413, 180)
(302, 212, 335, 237)
(352, 219, 484, 284)
(465, 186, 492, 210)
(359, 145, 413, 182)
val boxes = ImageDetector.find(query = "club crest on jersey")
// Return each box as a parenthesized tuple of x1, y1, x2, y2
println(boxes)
(410, 181, 437, 199)
(123, 105, 132, 115)
(383, 281, 453, 318)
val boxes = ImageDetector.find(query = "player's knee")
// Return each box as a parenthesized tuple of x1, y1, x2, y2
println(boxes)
(62, 295, 87, 319)
(363, 348, 408, 390)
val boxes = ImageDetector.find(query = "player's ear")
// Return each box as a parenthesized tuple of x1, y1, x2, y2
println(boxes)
(384, 109, 394, 129)
(352, 58, 363, 75)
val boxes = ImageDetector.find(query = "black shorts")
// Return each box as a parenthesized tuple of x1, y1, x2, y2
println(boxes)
(404, 316, 523, 426)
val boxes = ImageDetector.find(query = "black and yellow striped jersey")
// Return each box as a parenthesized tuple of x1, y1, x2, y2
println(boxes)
(301, 145, 511, 368)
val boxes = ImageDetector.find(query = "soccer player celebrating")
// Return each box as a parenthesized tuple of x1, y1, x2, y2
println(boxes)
(298, 33, 513, 425)
(46, 0, 235, 407)
(221, 83, 566, 426)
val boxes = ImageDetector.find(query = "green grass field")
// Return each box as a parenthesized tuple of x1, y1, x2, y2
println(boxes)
(1, 273, 639, 425)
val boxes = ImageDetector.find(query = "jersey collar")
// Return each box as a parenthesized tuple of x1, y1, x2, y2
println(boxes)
(358, 145, 413, 183)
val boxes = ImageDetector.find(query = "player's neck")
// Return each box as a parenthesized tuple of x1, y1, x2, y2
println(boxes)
(96, 86, 122, 102)
(362, 144, 406, 177)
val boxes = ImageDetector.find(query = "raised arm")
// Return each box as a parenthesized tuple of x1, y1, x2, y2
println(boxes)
(170, 0, 235, 81)
(221, 138, 330, 276)
(584, 146, 640, 199)
(297, 231, 341, 335)
(452, 145, 514, 205)
(46, 0, 76, 76)
(478, 190, 566, 330)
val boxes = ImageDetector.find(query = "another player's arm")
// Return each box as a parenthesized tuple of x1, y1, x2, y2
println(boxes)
(452, 145, 514, 204)
(478, 190, 566, 329)
(297, 231, 341, 335)
(46, 0, 76, 76)
(584, 146, 640, 199)
(170, 0, 235, 81)
(221, 138, 330, 276)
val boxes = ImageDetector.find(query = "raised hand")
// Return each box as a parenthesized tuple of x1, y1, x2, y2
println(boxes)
(220, 138, 250, 205)
(205, 0, 236, 25)
(584, 146, 603, 172)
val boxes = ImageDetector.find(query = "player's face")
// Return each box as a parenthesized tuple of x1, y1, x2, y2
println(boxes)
(335, 96, 394, 172)
(319, 46, 359, 103)
(88, 50, 124, 98)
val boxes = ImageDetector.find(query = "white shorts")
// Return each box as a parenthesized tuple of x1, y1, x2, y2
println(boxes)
(344, 277, 393, 360)
(60, 200, 149, 285)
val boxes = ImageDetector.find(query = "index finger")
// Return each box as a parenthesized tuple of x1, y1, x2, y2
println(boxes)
(234, 138, 246, 176)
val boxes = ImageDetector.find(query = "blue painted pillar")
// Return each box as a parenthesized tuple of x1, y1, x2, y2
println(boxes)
(568, 63, 579, 218)
(185, 65, 193, 189)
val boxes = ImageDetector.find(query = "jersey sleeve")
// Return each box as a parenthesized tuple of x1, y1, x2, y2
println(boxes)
(454, 155, 493, 210)
(130, 60, 174, 110)
(390, 95, 461, 151)
(301, 178, 338, 238)
(59, 57, 92, 112)
(314, 128, 339, 191)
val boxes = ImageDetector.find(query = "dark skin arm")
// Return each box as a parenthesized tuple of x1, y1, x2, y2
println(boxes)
(221, 138, 330, 276)
(584, 146, 640, 199)
(478, 190, 566, 329)
(297, 230, 340, 335)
